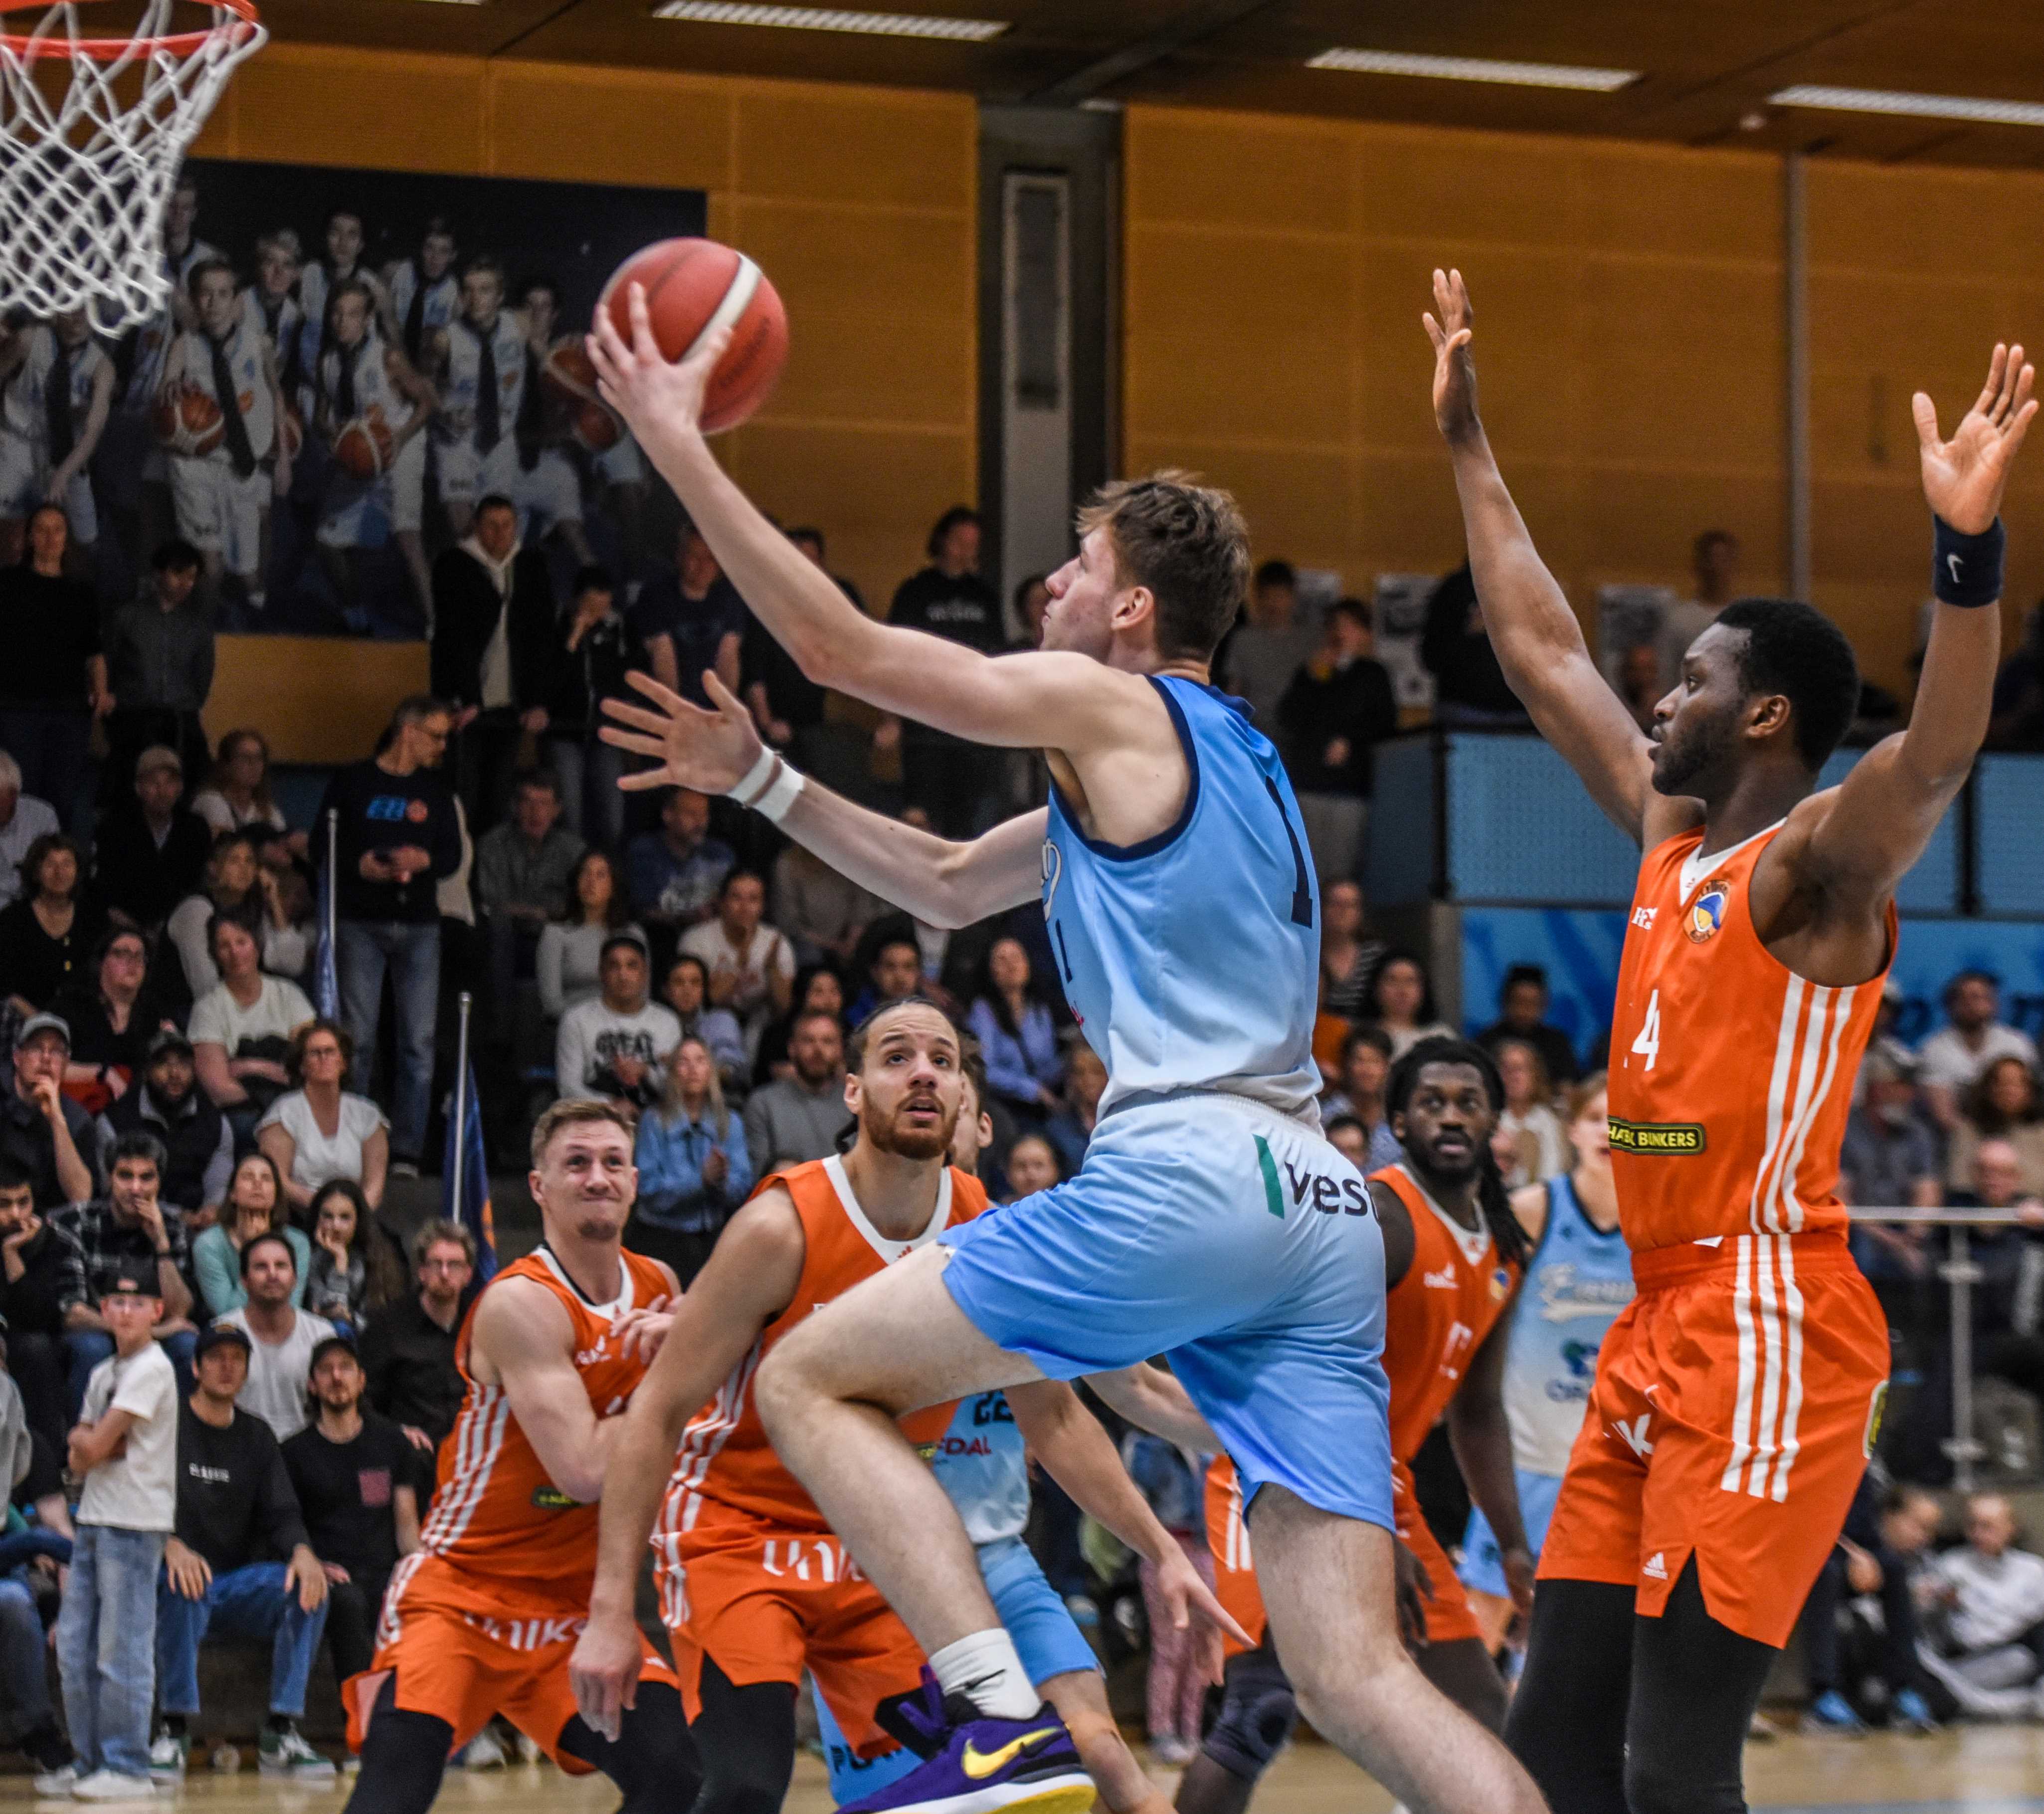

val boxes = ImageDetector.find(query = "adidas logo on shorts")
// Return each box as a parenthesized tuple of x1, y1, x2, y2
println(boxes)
(1642, 1552, 1668, 1581)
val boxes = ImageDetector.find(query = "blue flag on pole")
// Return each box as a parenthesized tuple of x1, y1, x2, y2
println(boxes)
(312, 814, 340, 1022)
(442, 1061, 497, 1283)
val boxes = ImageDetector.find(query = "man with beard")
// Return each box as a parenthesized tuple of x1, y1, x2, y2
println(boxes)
(1424, 268, 2033, 1813)
(1176, 1038, 1530, 1814)
(572, 1000, 1227, 1814)
(340, 1101, 693, 1814)
(97, 1029, 232, 1224)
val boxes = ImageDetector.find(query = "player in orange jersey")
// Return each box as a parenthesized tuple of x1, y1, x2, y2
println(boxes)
(339, 1099, 696, 1814)
(1165, 1038, 1531, 1814)
(1426, 266, 2035, 1813)
(570, 998, 1236, 1814)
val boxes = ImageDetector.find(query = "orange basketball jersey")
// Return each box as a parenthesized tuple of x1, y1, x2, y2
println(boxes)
(660, 1156, 987, 1537)
(1609, 824, 1892, 1250)
(399, 1245, 673, 1615)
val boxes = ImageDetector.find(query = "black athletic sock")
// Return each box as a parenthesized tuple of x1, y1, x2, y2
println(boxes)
(162, 1714, 188, 1740)
(266, 1713, 295, 1735)
(557, 1680, 703, 1814)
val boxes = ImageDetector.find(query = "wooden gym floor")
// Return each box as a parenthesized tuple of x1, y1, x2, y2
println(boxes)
(9, 1728, 2039, 1811)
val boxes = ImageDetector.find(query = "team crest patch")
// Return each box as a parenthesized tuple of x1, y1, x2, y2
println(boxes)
(1489, 1266, 1512, 1301)
(1686, 876, 1732, 942)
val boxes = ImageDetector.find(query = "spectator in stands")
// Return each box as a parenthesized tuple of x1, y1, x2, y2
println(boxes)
(555, 931, 681, 1112)
(680, 868, 792, 1051)
(1616, 642, 1663, 733)
(665, 952, 748, 1094)
(0, 1157, 81, 1458)
(54, 1262, 179, 1800)
(282, 1335, 418, 1692)
(215, 1232, 335, 1442)
(751, 962, 840, 1091)
(303, 1180, 401, 1332)
(256, 1019, 388, 1220)
(1799, 1478, 1942, 1734)
(1654, 529, 1742, 696)
(630, 1036, 753, 1286)
(165, 830, 306, 1002)
(57, 1127, 194, 1403)
(475, 769, 582, 1022)
(0, 750, 57, 911)
(94, 747, 210, 933)
(743, 1008, 851, 1172)
(0, 503, 107, 836)
(627, 787, 733, 940)
(103, 539, 213, 788)
(53, 927, 163, 1116)
(0, 832, 101, 1010)
(0, 1338, 69, 1778)
(431, 494, 556, 834)
(189, 915, 313, 1144)
(191, 728, 295, 846)
(1043, 1041, 1107, 1179)
(773, 839, 882, 971)
(318, 696, 462, 1175)
(1421, 561, 1526, 726)
(1988, 602, 2044, 751)
(1318, 1025, 1401, 1171)
(1322, 1116, 1369, 1171)
(1918, 971, 2040, 1133)
(967, 937, 1061, 1122)
(1278, 597, 1397, 887)
(850, 930, 923, 1026)
(1001, 1131, 1060, 1203)
(635, 524, 742, 708)
(1844, 1050, 1942, 1305)
(97, 1029, 228, 1227)
(1363, 950, 1454, 1060)
(1011, 573, 1050, 651)
(1494, 1037, 1568, 1188)
(889, 506, 1006, 835)
(3, 1011, 96, 1209)
(192, 1152, 310, 1320)
(1217, 559, 1314, 741)
(1318, 878, 1383, 1023)
(359, 1218, 474, 1452)
(1476, 963, 1581, 1089)
(742, 531, 833, 768)
(538, 847, 639, 1021)
(1919, 1493, 2044, 1715)
(539, 565, 641, 847)
(1948, 1056, 2044, 1201)
(154, 1322, 332, 1783)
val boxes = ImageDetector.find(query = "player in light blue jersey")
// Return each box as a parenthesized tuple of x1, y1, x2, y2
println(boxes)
(572, 290, 1546, 1814)
(1459, 1073, 1631, 1654)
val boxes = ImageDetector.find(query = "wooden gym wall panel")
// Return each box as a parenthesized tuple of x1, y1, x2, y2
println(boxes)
(205, 637, 428, 766)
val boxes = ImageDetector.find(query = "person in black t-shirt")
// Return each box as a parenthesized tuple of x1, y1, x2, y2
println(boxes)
(885, 506, 1006, 837)
(282, 1335, 418, 1684)
(0, 1159, 81, 1457)
(741, 529, 837, 766)
(1277, 598, 1399, 888)
(633, 525, 743, 709)
(0, 504, 109, 836)
(539, 564, 647, 850)
(356, 1217, 474, 1462)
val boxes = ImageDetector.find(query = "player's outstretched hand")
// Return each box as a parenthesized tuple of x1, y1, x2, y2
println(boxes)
(1153, 1538, 1253, 1686)
(1915, 342, 2037, 535)
(1422, 267, 1480, 445)
(601, 669, 765, 797)
(1392, 1537, 1434, 1655)
(570, 1611, 646, 1745)
(586, 282, 731, 449)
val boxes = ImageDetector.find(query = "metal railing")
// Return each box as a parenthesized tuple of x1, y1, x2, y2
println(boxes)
(1848, 1206, 2038, 1492)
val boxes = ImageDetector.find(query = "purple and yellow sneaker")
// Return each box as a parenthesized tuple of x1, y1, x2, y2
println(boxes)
(845, 1672, 1094, 1814)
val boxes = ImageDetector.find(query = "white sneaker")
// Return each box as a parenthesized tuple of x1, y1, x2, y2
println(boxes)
(70, 1769, 156, 1800)
(515, 1732, 541, 1764)
(146, 1732, 186, 1782)
(461, 1730, 507, 1770)
(32, 1764, 75, 1795)
(258, 1725, 336, 1780)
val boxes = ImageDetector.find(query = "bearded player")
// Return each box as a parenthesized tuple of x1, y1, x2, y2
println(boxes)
(1425, 267, 2034, 1814)
(340, 1100, 696, 1814)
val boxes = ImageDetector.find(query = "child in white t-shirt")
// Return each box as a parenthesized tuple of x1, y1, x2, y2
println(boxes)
(52, 1266, 180, 1798)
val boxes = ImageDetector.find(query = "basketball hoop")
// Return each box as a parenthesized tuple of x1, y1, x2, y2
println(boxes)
(0, 1, 265, 330)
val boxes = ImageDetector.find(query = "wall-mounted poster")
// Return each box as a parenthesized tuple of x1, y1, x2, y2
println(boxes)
(60, 159, 708, 636)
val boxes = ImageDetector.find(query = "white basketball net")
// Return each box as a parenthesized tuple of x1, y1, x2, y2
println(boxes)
(0, 1, 265, 330)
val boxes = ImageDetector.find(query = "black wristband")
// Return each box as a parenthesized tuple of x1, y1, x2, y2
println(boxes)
(1932, 514, 2005, 608)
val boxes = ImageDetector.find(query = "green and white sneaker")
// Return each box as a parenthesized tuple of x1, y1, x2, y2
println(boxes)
(258, 1725, 336, 1780)
(148, 1730, 189, 1782)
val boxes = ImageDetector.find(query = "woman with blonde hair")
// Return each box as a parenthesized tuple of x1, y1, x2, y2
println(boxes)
(629, 1034, 754, 1287)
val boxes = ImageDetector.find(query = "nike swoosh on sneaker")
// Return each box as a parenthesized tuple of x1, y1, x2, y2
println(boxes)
(961, 1730, 1057, 1780)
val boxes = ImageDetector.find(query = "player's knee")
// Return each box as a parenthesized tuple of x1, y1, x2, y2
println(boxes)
(1201, 1659, 1297, 1782)
(750, 1337, 814, 1444)
(1623, 1741, 1735, 1814)
(696, 1752, 788, 1814)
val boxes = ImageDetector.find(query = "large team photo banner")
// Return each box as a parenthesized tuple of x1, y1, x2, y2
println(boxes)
(109, 158, 708, 637)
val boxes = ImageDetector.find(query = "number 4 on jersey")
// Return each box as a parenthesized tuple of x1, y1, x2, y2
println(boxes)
(1631, 988, 1662, 1072)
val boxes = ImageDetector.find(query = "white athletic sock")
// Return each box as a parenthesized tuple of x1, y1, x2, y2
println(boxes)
(929, 1629, 1038, 1721)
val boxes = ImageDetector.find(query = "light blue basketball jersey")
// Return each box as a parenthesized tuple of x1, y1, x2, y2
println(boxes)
(929, 1390, 1030, 1547)
(1041, 676, 1321, 1119)
(1501, 1173, 1635, 1477)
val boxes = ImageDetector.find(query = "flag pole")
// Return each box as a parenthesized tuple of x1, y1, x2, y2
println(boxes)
(324, 808, 336, 930)
(451, 991, 472, 1209)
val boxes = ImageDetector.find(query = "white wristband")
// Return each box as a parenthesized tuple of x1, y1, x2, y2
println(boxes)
(750, 757, 807, 825)
(727, 746, 776, 804)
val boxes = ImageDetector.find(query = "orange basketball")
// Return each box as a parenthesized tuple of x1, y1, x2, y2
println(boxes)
(152, 384, 224, 458)
(597, 237, 787, 434)
(541, 342, 622, 452)
(333, 410, 394, 480)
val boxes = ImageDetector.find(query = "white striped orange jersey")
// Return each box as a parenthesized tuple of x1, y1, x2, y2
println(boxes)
(1608, 823, 1893, 1249)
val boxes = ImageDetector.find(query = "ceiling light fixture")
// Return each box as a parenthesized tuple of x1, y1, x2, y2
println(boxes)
(652, 2, 1007, 40)
(1768, 83, 2044, 128)
(1307, 48, 1638, 92)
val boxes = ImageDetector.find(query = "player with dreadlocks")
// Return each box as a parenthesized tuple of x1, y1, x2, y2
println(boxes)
(1169, 1036, 1532, 1814)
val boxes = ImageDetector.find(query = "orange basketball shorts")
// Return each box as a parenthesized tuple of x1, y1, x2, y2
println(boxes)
(346, 1554, 679, 1769)
(656, 1505, 925, 1756)
(1206, 1470, 1268, 1658)
(1391, 1460, 1483, 1645)
(1538, 1230, 1889, 1648)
